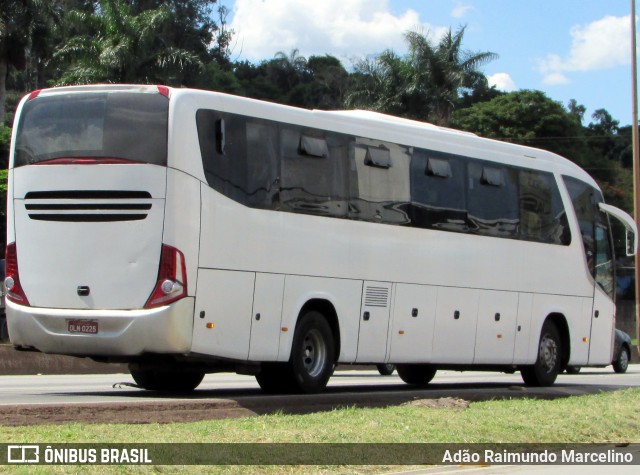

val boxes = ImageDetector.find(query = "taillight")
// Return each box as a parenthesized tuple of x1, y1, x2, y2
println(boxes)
(144, 244, 187, 309)
(4, 242, 31, 306)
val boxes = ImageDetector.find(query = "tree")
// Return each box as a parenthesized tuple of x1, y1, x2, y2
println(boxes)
(452, 90, 631, 210)
(53, 0, 203, 85)
(452, 90, 585, 158)
(0, 0, 59, 125)
(405, 27, 497, 124)
(346, 50, 411, 116)
(347, 26, 497, 125)
(270, 49, 309, 91)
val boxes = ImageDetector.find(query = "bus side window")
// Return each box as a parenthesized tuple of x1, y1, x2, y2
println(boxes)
(280, 127, 349, 218)
(409, 149, 468, 232)
(350, 138, 410, 225)
(245, 121, 279, 209)
(519, 171, 571, 245)
(467, 162, 519, 238)
(196, 109, 231, 196)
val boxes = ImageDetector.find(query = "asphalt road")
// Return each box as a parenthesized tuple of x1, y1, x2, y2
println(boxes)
(0, 364, 637, 407)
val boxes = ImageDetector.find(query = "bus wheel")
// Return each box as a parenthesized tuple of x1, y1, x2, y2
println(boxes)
(129, 366, 205, 392)
(289, 310, 335, 394)
(376, 363, 396, 376)
(521, 320, 561, 387)
(255, 363, 296, 393)
(396, 364, 436, 386)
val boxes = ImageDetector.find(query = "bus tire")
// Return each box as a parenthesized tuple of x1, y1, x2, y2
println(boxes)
(521, 320, 561, 387)
(255, 363, 296, 393)
(0, 317, 9, 343)
(396, 364, 436, 386)
(288, 310, 335, 394)
(376, 363, 396, 376)
(129, 366, 205, 392)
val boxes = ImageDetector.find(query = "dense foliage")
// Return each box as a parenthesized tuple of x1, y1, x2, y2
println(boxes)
(0, 0, 635, 218)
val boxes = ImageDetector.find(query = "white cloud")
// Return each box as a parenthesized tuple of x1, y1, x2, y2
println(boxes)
(229, 0, 445, 63)
(487, 73, 516, 91)
(537, 15, 631, 84)
(451, 3, 473, 19)
(541, 72, 570, 86)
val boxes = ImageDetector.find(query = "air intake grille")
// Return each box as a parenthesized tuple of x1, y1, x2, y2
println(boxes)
(24, 190, 153, 222)
(364, 286, 389, 308)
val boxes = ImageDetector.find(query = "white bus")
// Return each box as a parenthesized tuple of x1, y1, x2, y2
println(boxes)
(5, 85, 637, 393)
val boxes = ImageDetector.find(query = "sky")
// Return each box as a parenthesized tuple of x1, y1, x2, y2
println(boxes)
(224, 0, 636, 126)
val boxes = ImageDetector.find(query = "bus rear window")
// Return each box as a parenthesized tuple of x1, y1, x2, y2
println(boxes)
(14, 92, 168, 167)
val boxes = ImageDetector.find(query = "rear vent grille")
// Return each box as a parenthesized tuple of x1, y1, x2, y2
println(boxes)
(24, 190, 153, 222)
(364, 286, 389, 308)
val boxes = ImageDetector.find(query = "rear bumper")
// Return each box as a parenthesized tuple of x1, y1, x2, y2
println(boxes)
(5, 298, 194, 356)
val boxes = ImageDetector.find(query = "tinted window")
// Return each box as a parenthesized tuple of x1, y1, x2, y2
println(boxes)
(564, 176, 613, 295)
(196, 110, 279, 209)
(563, 176, 601, 276)
(15, 93, 168, 166)
(467, 162, 519, 238)
(409, 150, 468, 232)
(280, 127, 350, 217)
(519, 171, 570, 245)
(351, 138, 410, 224)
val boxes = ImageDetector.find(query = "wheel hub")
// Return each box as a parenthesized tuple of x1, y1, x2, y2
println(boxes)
(301, 329, 327, 378)
(539, 334, 558, 373)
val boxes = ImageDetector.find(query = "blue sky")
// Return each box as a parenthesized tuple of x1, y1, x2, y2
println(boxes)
(226, 0, 635, 126)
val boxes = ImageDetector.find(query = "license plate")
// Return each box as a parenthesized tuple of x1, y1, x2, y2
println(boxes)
(68, 319, 98, 334)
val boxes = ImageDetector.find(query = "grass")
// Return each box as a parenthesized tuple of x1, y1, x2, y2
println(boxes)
(0, 388, 639, 474)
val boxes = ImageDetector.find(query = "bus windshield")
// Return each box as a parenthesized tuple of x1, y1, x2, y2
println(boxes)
(14, 92, 168, 167)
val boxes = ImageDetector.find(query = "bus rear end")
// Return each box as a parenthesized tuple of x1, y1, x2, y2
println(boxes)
(5, 85, 194, 357)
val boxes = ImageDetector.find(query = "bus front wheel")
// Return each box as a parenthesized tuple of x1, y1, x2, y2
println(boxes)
(290, 310, 335, 393)
(129, 366, 205, 392)
(396, 364, 436, 386)
(521, 320, 561, 387)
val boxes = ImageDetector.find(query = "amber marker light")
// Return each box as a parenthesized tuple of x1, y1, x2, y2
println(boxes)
(206, 323, 215, 329)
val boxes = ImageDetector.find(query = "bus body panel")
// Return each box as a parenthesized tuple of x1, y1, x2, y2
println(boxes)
(513, 293, 534, 364)
(473, 290, 519, 365)
(192, 269, 255, 360)
(388, 284, 437, 363)
(12, 164, 166, 310)
(356, 281, 393, 363)
(6, 297, 194, 355)
(248, 273, 285, 361)
(431, 287, 480, 364)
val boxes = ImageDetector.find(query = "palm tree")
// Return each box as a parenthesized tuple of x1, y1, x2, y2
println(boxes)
(53, 0, 202, 86)
(406, 27, 497, 125)
(347, 26, 497, 125)
(270, 48, 309, 91)
(347, 50, 410, 116)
